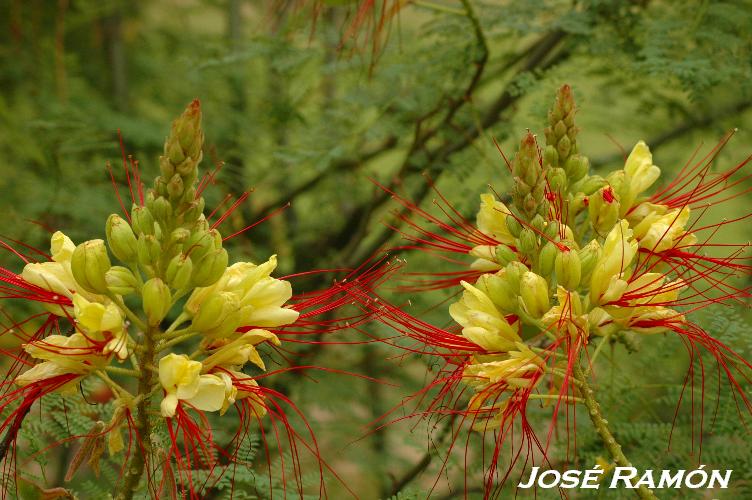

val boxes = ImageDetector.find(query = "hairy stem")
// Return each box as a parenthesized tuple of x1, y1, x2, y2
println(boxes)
(116, 326, 157, 500)
(574, 362, 657, 500)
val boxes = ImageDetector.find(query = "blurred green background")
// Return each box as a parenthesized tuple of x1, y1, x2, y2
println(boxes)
(1, 0, 752, 498)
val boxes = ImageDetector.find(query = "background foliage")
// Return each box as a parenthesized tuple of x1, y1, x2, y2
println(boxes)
(1, 0, 751, 498)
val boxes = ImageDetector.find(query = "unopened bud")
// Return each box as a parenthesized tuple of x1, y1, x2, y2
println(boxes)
(544, 221, 560, 240)
(149, 196, 173, 224)
(105, 266, 138, 295)
(565, 154, 589, 182)
(576, 175, 607, 196)
(131, 206, 156, 236)
(506, 216, 522, 238)
(482, 274, 518, 312)
(106, 214, 137, 263)
(494, 245, 517, 267)
(518, 228, 538, 255)
(544, 145, 559, 168)
(137, 235, 161, 274)
(578, 240, 602, 282)
(538, 242, 557, 277)
(166, 173, 184, 201)
(504, 261, 527, 291)
(530, 214, 546, 233)
(548, 168, 567, 192)
(142, 278, 171, 326)
(191, 248, 228, 288)
(555, 248, 582, 290)
(519, 271, 550, 318)
(166, 254, 193, 290)
(191, 292, 239, 332)
(71, 240, 111, 294)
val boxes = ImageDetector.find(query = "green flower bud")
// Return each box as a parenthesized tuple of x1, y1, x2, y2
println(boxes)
(538, 242, 557, 277)
(142, 278, 171, 326)
(544, 145, 559, 168)
(482, 273, 518, 312)
(106, 214, 137, 263)
(166, 140, 185, 165)
(506, 215, 523, 238)
(556, 135, 571, 160)
(131, 206, 156, 236)
(159, 156, 176, 179)
(530, 214, 546, 233)
(181, 198, 205, 223)
(504, 261, 526, 291)
(191, 248, 228, 288)
(588, 186, 620, 235)
(71, 240, 111, 294)
(105, 266, 138, 295)
(544, 221, 560, 240)
(578, 240, 602, 282)
(519, 271, 550, 318)
(149, 196, 173, 225)
(137, 235, 161, 274)
(166, 254, 193, 291)
(191, 292, 239, 332)
(548, 167, 567, 192)
(166, 173, 184, 202)
(565, 154, 589, 182)
(494, 245, 518, 267)
(518, 228, 537, 255)
(574, 175, 607, 196)
(555, 248, 582, 290)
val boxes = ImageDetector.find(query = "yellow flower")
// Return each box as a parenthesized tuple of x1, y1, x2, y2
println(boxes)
(476, 194, 515, 246)
(631, 204, 696, 252)
(72, 294, 129, 360)
(185, 256, 300, 334)
(201, 329, 281, 372)
(542, 286, 589, 338)
(463, 343, 544, 390)
(589, 220, 638, 305)
(449, 281, 521, 352)
(605, 273, 686, 334)
(618, 141, 661, 214)
(15, 333, 107, 390)
(158, 353, 231, 417)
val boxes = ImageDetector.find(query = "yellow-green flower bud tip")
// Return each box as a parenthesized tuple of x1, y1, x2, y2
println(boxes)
(518, 228, 538, 255)
(106, 214, 137, 263)
(136, 235, 161, 274)
(519, 271, 550, 318)
(191, 292, 239, 332)
(191, 248, 229, 288)
(161, 100, 204, 188)
(545, 85, 578, 164)
(131, 206, 156, 236)
(71, 240, 112, 294)
(105, 266, 138, 295)
(166, 254, 193, 290)
(578, 239, 602, 282)
(494, 245, 517, 267)
(538, 242, 557, 277)
(142, 278, 171, 326)
(588, 186, 620, 235)
(513, 133, 540, 188)
(483, 273, 518, 312)
(555, 247, 581, 290)
(506, 216, 523, 238)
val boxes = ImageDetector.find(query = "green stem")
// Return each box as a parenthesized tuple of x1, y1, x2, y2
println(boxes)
(156, 330, 198, 352)
(115, 326, 157, 500)
(110, 293, 147, 331)
(573, 362, 658, 500)
(584, 332, 612, 378)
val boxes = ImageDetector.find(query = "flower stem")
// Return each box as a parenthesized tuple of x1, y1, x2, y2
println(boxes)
(116, 325, 157, 500)
(573, 362, 657, 500)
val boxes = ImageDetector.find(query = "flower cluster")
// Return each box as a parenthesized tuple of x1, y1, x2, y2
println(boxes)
(0, 100, 379, 498)
(371, 85, 752, 496)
